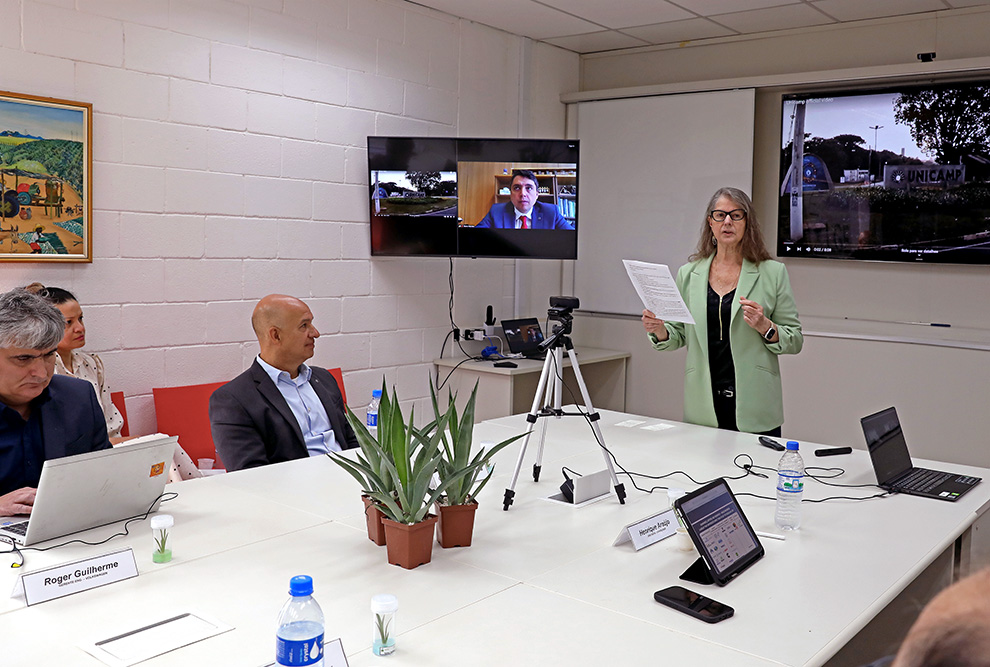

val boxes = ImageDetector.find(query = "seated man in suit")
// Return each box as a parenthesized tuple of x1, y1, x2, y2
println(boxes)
(475, 169, 575, 230)
(209, 294, 358, 471)
(0, 289, 111, 516)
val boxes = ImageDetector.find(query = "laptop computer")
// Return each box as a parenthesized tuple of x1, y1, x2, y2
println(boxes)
(501, 317, 546, 359)
(0, 435, 177, 546)
(861, 407, 981, 502)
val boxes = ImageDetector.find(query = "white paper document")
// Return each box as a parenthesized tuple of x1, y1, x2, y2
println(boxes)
(623, 259, 695, 324)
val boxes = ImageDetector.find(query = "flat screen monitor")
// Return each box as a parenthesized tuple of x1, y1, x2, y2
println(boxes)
(778, 80, 990, 264)
(368, 137, 579, 259)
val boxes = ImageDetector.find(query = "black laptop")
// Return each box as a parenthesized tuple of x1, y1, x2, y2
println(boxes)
(861, 407, 981, 501)
(501, 317, 546, 359)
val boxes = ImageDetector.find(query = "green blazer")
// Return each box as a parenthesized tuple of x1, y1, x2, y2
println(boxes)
(649, 255, 803, 433)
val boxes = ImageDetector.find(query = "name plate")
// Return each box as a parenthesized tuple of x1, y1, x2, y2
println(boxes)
(613, 508, 678, 551)
(20, 548, 138, 606)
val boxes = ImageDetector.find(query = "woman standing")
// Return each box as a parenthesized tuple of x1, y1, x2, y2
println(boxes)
(641, 188, 802, 436)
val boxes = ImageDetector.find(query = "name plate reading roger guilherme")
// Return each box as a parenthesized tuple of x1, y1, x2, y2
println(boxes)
(15, 548, 138, 605)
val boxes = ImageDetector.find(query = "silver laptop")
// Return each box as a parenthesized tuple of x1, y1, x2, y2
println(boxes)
(0, 436, 177, 546)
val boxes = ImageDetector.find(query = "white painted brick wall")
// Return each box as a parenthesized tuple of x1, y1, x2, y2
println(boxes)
(119, 213, 205, 259)
(169, 79, 248, 130)
(122, 303, 208, 348)
(123, 24, 210, 80)
(341, 295, 398, 333)
(2, 0, 575, 435)
(247, 93, 317, 139)
(211, 43, 283, 95)
(24, 3, 123, 67)
(0, 0, 19, 48)
(76, 65, 169, 121)
(284, 58, 347, 106)
(244, 176, 313, 219)
(276, 220, 340, 260)
(93, 163, 165, 213)
(249, 8, 319, 61)
(281, 139, 345, 182)
(165, 169, 245, 215)
(79, 0, 170, 29)
(122, 119, 210, 169)
(205, 217, 277, 258)
(207, 130, 282, 177)
(164, 259, 243, 302)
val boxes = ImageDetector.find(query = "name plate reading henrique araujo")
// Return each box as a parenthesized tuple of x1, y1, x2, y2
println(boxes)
(613, 508, 678, 551)
(20, 548, 138, 605)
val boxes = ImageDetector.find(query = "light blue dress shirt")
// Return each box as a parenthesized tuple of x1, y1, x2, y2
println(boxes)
(256, 356, 340, 456)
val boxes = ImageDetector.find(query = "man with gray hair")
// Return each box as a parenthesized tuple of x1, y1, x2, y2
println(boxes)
(0, 289, 110, 516)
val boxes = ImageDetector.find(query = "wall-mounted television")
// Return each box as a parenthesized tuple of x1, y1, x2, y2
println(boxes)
(368, 137, 578, 259)
(778, 80, 990, 264)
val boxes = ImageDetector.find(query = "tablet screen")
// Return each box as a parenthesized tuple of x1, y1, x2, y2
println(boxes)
(675, 479, 764, 585)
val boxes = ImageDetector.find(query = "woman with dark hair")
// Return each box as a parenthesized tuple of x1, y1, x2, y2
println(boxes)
(640, 187, 803, 436)
(25, 283, 124, 438)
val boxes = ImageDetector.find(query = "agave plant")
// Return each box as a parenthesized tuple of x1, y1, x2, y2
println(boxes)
(330, 381, 479, 525)
(429, 380, 525, 506)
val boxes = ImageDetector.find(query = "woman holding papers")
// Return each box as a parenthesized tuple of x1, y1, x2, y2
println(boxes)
(641, 188, 802, 436)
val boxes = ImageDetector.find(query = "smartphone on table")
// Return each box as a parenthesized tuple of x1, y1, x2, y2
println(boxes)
(654, 585, 734, 623)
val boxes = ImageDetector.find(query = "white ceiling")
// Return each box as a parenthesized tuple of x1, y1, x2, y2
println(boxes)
(406, 0, 990, 54)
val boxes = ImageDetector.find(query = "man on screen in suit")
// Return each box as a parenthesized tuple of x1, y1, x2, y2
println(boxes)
(0, 289, 110, 516)
(209, 294, 358, 472)
(475, 169, 575, 230)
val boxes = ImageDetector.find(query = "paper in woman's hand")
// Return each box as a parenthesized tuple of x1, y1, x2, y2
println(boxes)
(623, 259, 695, 324)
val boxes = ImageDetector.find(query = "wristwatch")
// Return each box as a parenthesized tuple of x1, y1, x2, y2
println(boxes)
(763, 323, 777, 342)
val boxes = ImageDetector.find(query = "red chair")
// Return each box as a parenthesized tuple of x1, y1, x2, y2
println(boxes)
(153, 382, 228, 469)
(110, 391, 129, 437)
(327, 367, 346, 404)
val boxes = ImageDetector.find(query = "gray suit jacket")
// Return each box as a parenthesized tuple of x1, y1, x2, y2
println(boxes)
(208, 360, 357, 471)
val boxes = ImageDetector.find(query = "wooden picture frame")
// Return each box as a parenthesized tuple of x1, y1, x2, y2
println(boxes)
(0, 90, 92, 262)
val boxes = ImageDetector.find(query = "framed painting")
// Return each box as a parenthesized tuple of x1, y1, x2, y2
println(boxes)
(0, 90, 92, 262)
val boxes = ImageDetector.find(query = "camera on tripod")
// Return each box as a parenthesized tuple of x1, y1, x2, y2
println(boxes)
(547, 295, 579, 322)
(541, 296, 579, 350)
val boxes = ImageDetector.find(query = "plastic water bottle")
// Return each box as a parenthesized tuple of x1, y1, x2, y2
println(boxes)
(774, 440, 804, 531)
(276, 575, 325, 667)
(366, 389, 381, 439)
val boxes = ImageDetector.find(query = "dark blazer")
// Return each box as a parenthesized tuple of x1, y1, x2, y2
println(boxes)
(475, 201, 574, 230)
(41, 374, 112, 461)
(0, 375, 111, 494)
(209, 360, 358, 472)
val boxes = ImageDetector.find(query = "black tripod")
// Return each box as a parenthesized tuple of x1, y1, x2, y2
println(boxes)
(502, 298, 626, 510)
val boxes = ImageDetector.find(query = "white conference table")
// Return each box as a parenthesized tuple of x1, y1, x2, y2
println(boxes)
(1, 409, 987, 666)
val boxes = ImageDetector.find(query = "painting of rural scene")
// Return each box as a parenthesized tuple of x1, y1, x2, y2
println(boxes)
(0, 91, 91, 261)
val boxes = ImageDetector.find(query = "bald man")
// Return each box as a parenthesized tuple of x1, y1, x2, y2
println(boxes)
(209, 295, 357, 471)
(890, 567, 990, 667)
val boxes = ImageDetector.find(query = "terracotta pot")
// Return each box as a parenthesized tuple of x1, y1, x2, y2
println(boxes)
(362, 495, 387, 546)
(381, 514, 438, 569)
(436, 501, 478, 548)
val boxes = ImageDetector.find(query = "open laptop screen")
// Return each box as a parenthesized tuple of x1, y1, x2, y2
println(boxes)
(861, 407, 913, 486)
(501, 317, 545, 356)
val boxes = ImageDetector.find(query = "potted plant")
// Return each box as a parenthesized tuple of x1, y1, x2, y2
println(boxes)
(331, 384, 477, 569)
(429, 381, 525, 548)
(339, 382, 399, 546)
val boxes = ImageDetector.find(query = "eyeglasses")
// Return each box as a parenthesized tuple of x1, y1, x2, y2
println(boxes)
(709, 209, 746, 222)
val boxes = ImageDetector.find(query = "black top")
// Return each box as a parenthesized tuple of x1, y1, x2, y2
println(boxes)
(707, 284, 736, 392)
